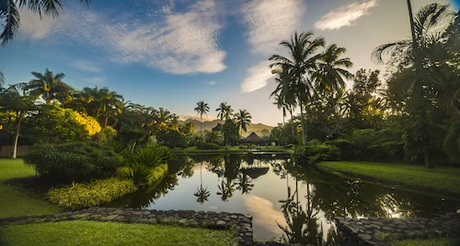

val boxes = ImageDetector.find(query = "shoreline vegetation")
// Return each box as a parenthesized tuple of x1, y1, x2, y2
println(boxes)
(173, 146, 294, 154)
(317, 161, 460, 197)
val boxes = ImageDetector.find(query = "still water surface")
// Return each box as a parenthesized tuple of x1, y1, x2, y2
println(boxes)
(107, 154, 460, 243)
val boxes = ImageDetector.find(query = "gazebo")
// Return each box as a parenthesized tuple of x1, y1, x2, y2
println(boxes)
(239, 132, 269, 145)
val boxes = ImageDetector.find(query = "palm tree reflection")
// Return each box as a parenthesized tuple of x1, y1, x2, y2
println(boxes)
(194, 162, 211, 204)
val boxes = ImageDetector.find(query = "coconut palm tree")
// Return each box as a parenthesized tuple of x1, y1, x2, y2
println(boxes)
(1, 0, 90, 45)
(99, 89, 124, 128)
(194, 162, 210, 204)
(0, 83, 37, 158)
(314, 44, 353, 93)
(216, 102, 233, 121)
(194, 101, 209, 137)
(269, 31, 325, 144)
(27, 68, 73, 104)
(234, 109, 252, 135)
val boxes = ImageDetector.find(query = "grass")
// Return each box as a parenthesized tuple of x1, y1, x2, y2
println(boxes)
(387, 238, 451, 246)
(0, 220, 235, 246)
(0, 159, 59, 218)
(318, 161, 460, 194)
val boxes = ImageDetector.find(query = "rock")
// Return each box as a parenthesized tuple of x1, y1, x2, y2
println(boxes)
(103, 215, 118, 221)
(358, 234, 372, 241)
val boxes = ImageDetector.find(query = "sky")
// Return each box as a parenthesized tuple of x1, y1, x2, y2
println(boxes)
(0, 0, 458, 126)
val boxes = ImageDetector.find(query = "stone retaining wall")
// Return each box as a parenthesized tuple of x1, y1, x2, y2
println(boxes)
(0, 207, 302, 246)
(335, 212, 460, 246)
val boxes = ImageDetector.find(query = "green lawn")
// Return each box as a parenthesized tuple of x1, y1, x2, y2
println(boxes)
(0, 221, 234, 246)
(0, 159, 59, 218)
(387, 238, 452, 246)
(318, 161, 460, 194)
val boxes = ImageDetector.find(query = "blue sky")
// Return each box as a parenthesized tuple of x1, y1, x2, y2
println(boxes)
(0, 0, 456, 125)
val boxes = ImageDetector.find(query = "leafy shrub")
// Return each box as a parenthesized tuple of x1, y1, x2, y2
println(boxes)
(196, 140, 220, 149)
(121, 146, 173, 187)
(292, 140, 340, 166)
(93, 126, 117, 145)
(24, 142, 122, 184)
(324, 139, 354, 160)
(48, 178, 137, 210)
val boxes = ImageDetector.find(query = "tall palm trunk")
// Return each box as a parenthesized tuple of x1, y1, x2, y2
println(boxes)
(12, 110, 24, 159)
(104, 116, 109, 128)
(200, 115, 203, 137)
(290, 111, 295, 142)
(407, 0, 433, 168)
(299, 102, 307, 145)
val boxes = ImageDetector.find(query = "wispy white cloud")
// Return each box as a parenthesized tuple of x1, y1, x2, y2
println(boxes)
(18, 9, 53, 39)
(239, 0, 305, 93)
(18, 0, 227, 75)
(240, 0, 306, 55)
(83, 77, 107, 84)
(240, 61, 273, 93)
(206, 81, 217, 85)
(72, 60, 101, 73)
(314, 0, 378, 31)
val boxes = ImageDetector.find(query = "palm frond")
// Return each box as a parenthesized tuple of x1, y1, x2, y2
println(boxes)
(0, 0, 20, 45)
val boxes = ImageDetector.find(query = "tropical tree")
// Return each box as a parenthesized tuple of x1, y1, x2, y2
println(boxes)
(0, 83, 36, 158)
(314, 44, 353, 93)
(194, 101, 209, 137)
(269, 31, 325, 144)
(27, 68, 73, 104)
(216, 102, 233, 121)
(194, 162, 210, 204)
(234, 109, 252, 135)
(372, 3, 456, 168)
(0, 0, 90, 45)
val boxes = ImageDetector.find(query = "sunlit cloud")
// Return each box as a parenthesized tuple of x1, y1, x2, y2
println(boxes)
(82, 77, 107, 84)
(244, 195, 286, 235)
(207, 81, 217, 85)
(18, 9, 53, 39)
(315, 0, 378, 31)
(240, 61, 273, 93)
(17, 0, 227, 75)
(72, 61, 101, 73)
(240, 0, 306, 55)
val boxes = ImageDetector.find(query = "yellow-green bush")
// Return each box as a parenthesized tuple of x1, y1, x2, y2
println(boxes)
(48, 178, 137, 210)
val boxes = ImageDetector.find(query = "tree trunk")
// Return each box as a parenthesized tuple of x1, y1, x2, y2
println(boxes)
(12, 111, 24, 159)
(290, 112, 295, 142)
(104, 116, 109, 128)
(424, 147, 434, 168)
(299, 102, 307, 145)
(200, 115, 203, 137)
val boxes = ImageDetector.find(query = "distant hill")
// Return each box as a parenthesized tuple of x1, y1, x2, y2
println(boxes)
(181, 119, 273, 137)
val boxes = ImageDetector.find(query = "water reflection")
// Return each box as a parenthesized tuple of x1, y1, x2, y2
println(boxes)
(106, 154, 460, 241)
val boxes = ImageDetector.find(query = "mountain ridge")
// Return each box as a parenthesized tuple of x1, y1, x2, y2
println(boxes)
(180, 119, 273, 137)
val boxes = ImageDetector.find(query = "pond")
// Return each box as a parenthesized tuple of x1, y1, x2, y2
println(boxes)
(106, 154, 460, 244)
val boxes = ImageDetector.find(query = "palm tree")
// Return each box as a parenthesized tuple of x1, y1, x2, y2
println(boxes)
(27, 68, 73, 104)
(194, 101, 209, 137)
(216, 102, 233, 121)
(314, 44, 353, 93)
(0, 83, 37, 158)
(0, 71, 4, 86)
(1, 0, 90, 45)
(372, 3, 454, 168)
(234, 109, 252, 135)
(194, 162, 210, 204)
(269, 31, 325, 144)
(99, 89, 124, 128)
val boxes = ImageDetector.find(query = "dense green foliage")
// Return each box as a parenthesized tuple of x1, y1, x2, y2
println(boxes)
(47, 178, 137, 209)
(121, 146, 173, 187)
(24, 142, 121, 183)
(292, 140, 340, 166)
(0, 159, 59, 218)
(318, 161, 460, 194)
(24, 104, 101, 144)
(0, 221, 235, 246)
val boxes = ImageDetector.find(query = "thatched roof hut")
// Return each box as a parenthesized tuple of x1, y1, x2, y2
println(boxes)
(240, 167, 269, 179)
(239, 132, 269, 145)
